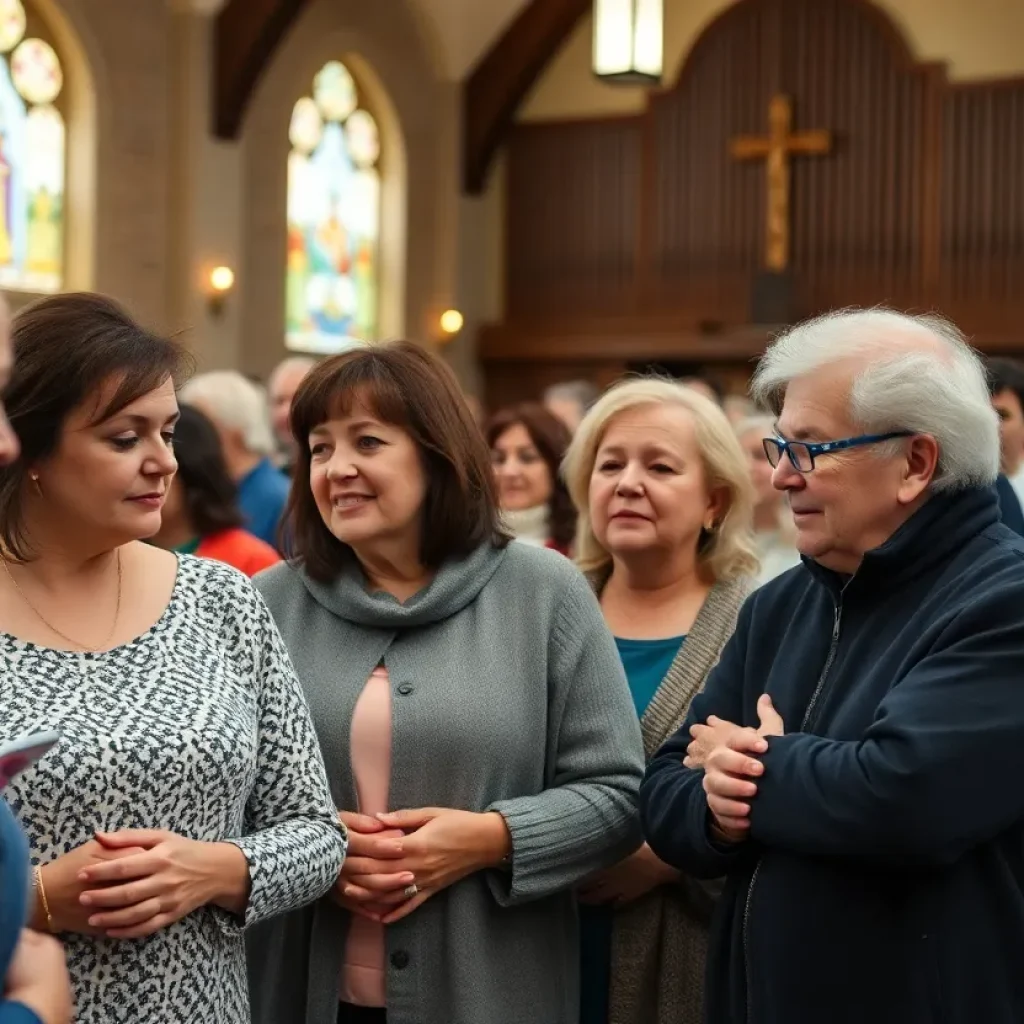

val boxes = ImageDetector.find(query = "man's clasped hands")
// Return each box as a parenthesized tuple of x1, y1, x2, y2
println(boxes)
(685, 694, 785, 843)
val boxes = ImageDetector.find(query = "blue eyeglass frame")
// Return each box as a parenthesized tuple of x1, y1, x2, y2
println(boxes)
(763, 431, 914, 473)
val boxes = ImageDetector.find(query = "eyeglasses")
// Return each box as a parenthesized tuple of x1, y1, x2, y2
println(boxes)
(763, 431, 914, 473)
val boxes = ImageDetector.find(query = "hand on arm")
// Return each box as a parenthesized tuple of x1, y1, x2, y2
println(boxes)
(31, 839, 146, 935)
(75, 829, 251, 939)
(684, 693, 784, 769)
(700, 695, 785, 842)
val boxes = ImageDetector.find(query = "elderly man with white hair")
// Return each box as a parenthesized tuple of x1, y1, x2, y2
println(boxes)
(180, 370, 289, 549)
(640, 309, 1024, 1024)
(267, 355, 316, 472)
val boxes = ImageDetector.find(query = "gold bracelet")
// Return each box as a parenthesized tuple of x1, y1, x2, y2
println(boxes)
(33, 865, 54, 933)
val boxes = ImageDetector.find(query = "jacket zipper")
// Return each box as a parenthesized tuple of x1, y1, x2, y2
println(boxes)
(742, 600, 843, 1024)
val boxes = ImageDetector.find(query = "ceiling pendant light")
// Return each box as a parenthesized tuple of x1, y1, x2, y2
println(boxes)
(592, 0, 663, 85)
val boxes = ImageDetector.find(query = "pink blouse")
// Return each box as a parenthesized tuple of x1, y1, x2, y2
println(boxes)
(340, 666, 394, 1008)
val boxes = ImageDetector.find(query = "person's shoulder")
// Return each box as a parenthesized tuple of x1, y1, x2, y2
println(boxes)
(253, 557, 298, 588)
(176, 550, 254, 598)
(497, 538, 584, 590)
(957, 524, 1024, 595)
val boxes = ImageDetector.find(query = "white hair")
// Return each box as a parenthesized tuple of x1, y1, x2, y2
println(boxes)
(750, 308, 1000, 492)
(544, 379, 600, 410)
(269, 356, 316, 394)
(179, 370, 277, 457)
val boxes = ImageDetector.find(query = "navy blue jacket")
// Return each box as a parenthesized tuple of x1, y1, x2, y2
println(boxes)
(641, 486, 1024, 1024)
(995, 473, 1024, 535)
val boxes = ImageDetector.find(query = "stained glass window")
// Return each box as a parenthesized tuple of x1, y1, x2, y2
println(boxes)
(286, 60, 380, 354)
(0, 0, 63, 293)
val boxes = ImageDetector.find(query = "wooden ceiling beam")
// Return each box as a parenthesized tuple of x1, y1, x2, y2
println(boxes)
(213, 0, 309, 139)
(462, 0, 590, 195)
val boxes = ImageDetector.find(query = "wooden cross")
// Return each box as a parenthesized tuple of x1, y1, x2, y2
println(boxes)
(730, 94, 831, 272)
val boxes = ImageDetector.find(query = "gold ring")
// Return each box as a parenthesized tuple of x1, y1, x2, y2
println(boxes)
(403, 883, 418, 898)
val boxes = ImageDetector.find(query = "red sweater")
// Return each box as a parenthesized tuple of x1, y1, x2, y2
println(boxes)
(196, 528, 280, 577)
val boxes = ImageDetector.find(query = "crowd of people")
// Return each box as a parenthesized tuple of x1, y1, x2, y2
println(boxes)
(1, 292, 1024, 1024)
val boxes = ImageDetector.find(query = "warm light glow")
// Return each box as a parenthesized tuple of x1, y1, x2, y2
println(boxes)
(439, 309, 464, 335)
(593, 0, 663, 84)
(210, 266, 235, 293)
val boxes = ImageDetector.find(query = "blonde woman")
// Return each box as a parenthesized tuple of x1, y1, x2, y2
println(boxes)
(735, 415, 800, 585)
(565, 378, 758, 1024)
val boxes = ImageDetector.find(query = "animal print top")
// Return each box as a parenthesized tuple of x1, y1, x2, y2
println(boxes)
(0, 555, 346, 1024)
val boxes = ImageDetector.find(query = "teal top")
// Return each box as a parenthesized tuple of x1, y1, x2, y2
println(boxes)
(615, 635, 687, 719)
(579, 634, 686, 1024)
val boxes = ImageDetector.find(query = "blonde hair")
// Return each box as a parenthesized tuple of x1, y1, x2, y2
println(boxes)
(563, 378, 759, 581)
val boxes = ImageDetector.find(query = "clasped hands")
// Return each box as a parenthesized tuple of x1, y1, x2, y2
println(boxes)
(685, 694, 785, 841)
(333, 808, 510, 925)
(36, 830, 249, 940)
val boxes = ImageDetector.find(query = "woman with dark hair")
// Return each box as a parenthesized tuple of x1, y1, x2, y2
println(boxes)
(0, 293, 345, 1024)
(151, 404, 280, 577)
(486, 402, 575, 555)
(246, 340, 645, 1024)
(0, 292, 72, 1024)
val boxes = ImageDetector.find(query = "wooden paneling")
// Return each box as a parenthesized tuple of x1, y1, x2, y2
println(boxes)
(484, 0, 1024, 397)
(941, 80, 1024, 308)
(506, 118, 643, 317)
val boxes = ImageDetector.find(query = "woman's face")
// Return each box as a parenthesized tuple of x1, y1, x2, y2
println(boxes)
(740, 428, 777, 507)
(31, 376, 180, 545)
(491, 422, 553, 511)
(308, 399, 427, 558)
(589, 403, 724, 562)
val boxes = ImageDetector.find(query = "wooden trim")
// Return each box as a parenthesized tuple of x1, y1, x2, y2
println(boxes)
(213, 0, 309, 140)
(462, 0, 590, 195)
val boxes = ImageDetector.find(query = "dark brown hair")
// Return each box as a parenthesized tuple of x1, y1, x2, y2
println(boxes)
(0, 292, 193, 560)
(285, 340, 508, 581)
(485, 402, 576, 551)
(173, 404, 244, 537)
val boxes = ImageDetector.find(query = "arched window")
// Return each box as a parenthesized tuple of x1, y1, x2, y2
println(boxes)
(0, 0, 64, 293)
(286, 60, 381, 354)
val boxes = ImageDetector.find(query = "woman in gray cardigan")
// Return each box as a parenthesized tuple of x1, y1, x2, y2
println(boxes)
(246, 341, 645, 1024)
(563, 378, 758, 1024)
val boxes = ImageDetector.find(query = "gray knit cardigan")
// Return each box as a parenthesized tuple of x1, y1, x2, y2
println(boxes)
(599, 574, 754, 1024)
(245, 540, 646, 1024)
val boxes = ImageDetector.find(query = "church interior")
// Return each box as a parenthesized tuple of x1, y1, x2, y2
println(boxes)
(4, 0, 1024, 408)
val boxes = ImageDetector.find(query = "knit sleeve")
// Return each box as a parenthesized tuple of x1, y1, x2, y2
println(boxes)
(486, 570, 645, 905)
(220, 587, 347, 930)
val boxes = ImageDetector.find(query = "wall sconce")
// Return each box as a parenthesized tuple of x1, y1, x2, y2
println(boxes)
(438, 308, 464, 342)
(592, 0, 663, 85)
(207, 265, 235, 317)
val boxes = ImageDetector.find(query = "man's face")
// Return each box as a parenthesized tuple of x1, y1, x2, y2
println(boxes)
(270, 363, 312, 450)
(991, 387, 1024, 476)
(772, 366, 920, 575)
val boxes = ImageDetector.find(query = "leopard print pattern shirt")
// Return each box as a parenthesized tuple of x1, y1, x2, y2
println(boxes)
(0, 555, 346, 1023)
